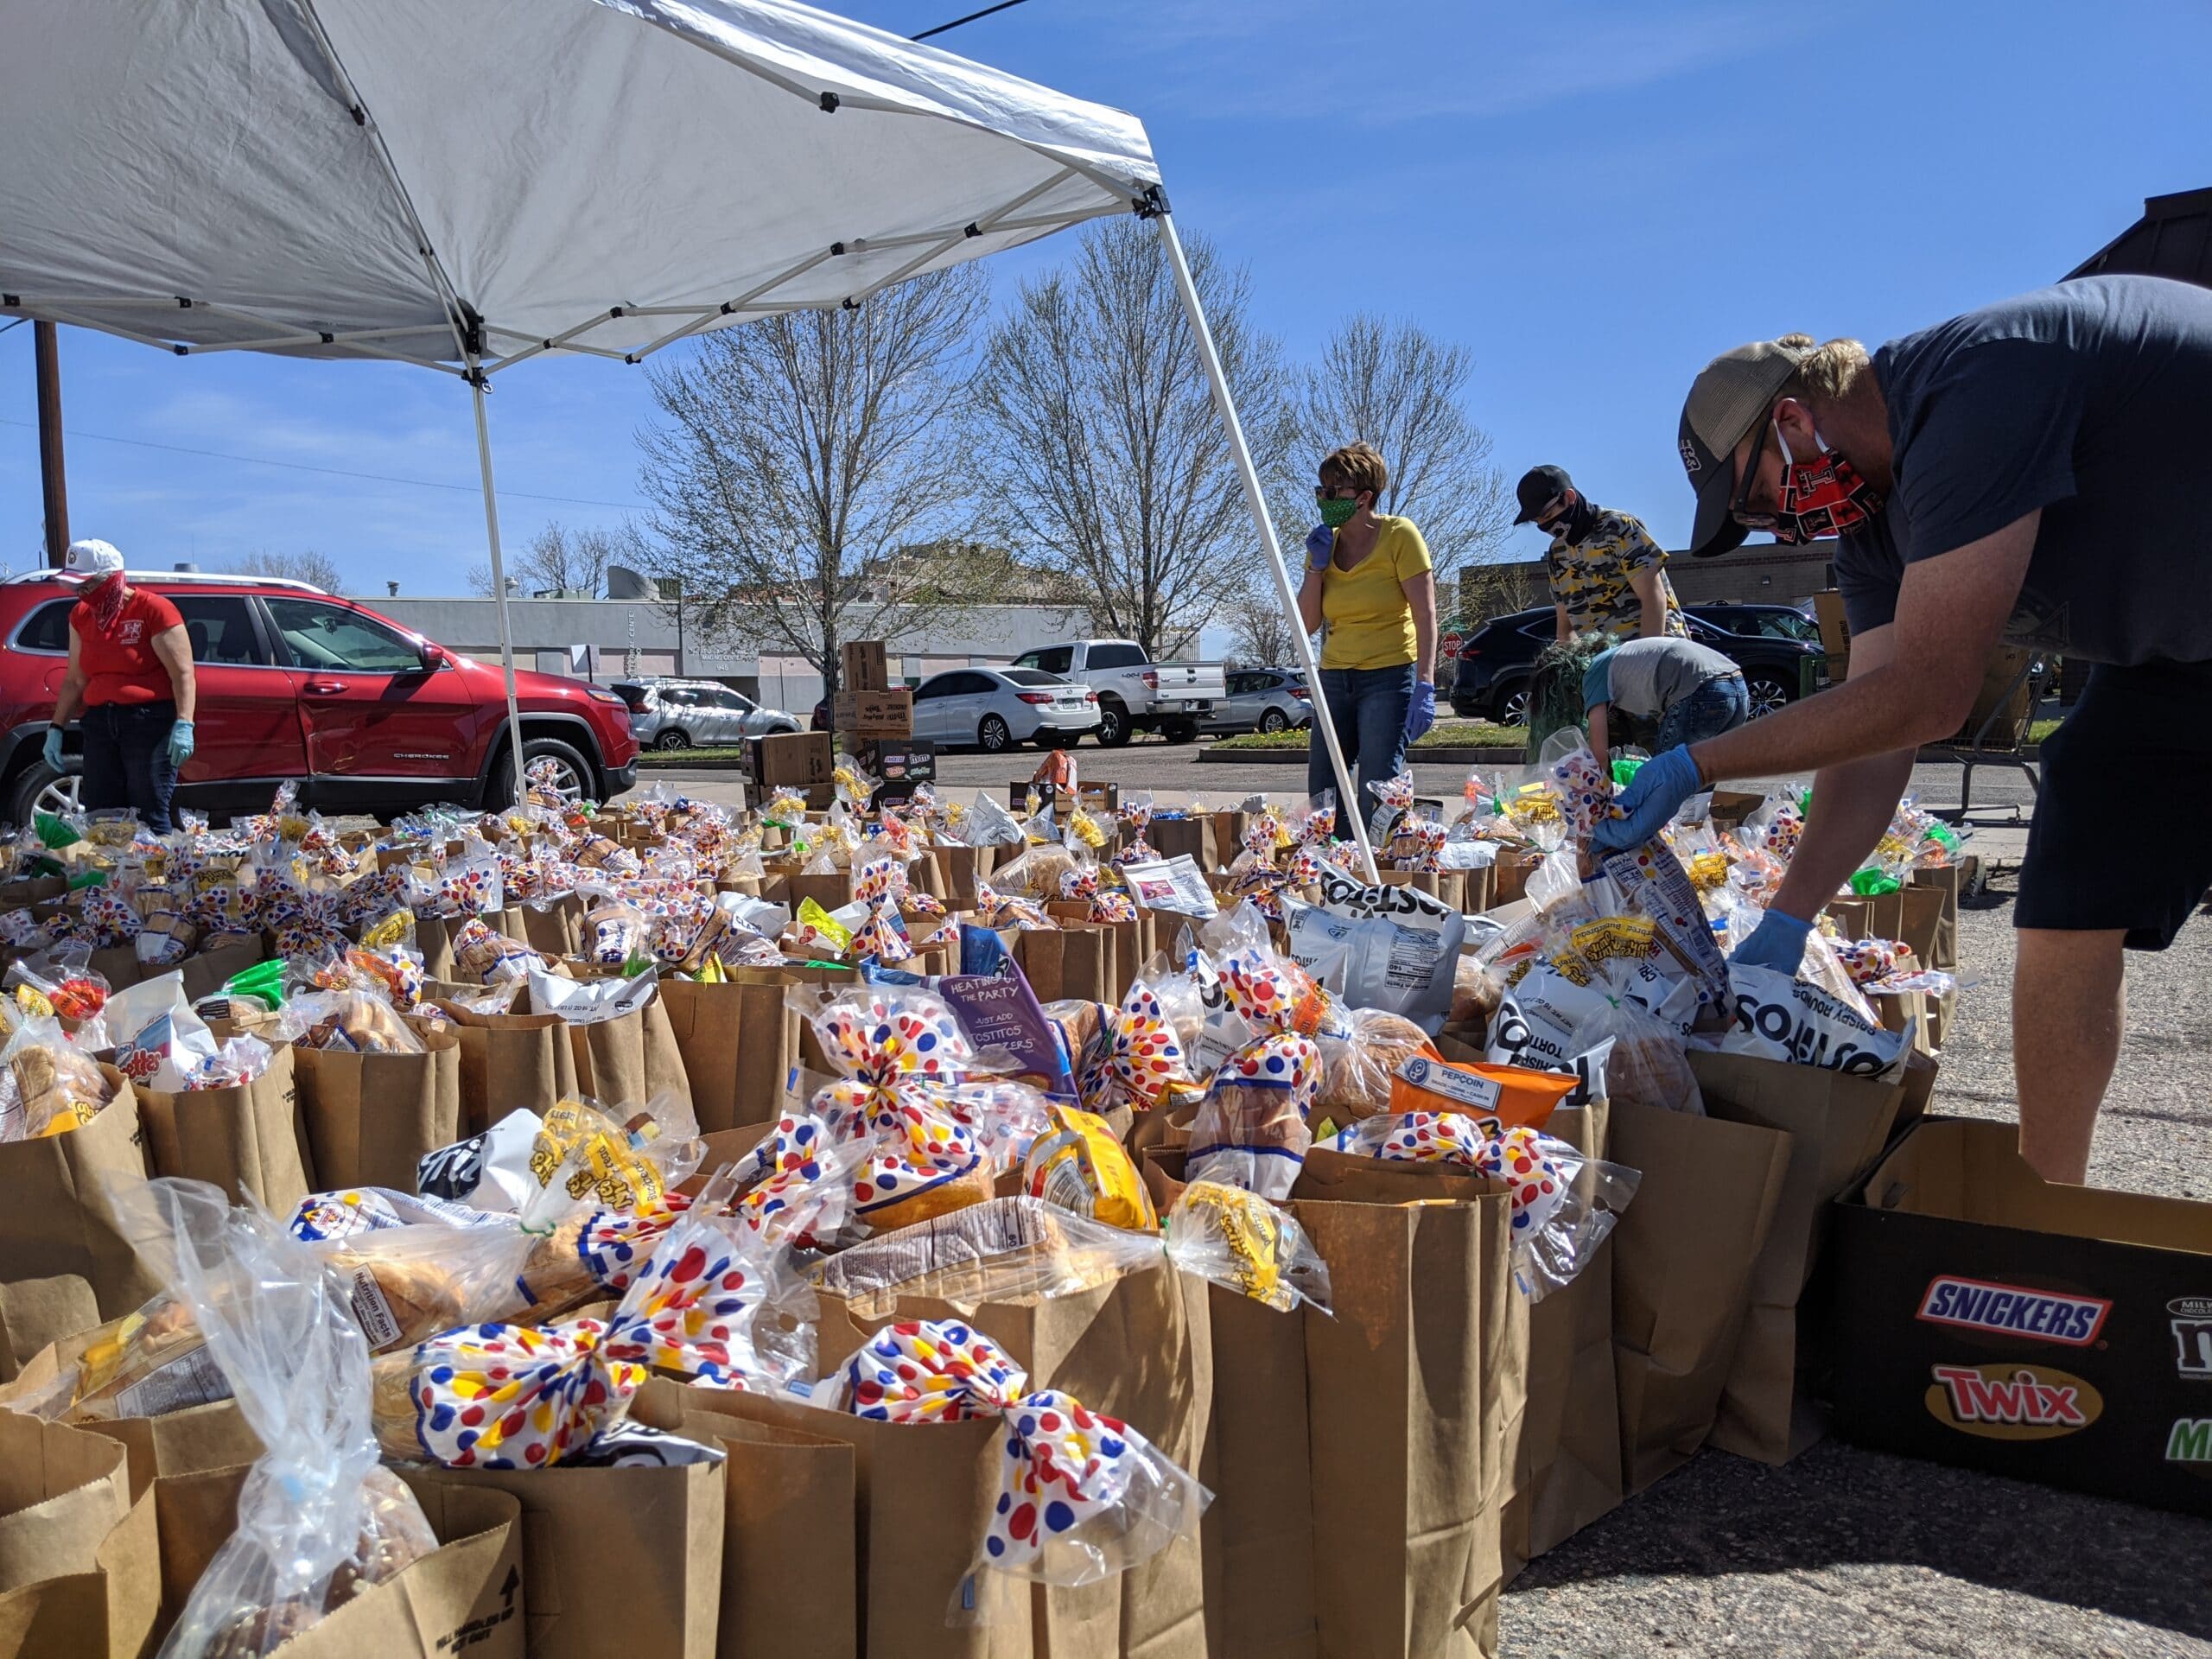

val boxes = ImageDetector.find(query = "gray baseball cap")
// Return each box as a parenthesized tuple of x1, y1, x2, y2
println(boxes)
(1677, 338, 1815, 557)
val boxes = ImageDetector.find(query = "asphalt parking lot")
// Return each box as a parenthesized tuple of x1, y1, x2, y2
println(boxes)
(629, 740, 2212, 1657)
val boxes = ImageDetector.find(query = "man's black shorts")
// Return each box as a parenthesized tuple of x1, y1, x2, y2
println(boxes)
(2016, 658, 2212, 949)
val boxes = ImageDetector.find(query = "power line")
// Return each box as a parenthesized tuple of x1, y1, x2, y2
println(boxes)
(912, 0, 1031, 42)
(0, 415, 646, 510)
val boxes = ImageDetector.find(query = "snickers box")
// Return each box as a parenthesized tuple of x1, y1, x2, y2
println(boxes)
(1832, 1116, 2212, 1516)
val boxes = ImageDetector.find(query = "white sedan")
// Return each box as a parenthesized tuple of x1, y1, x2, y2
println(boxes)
(910, 666, 1100, 753)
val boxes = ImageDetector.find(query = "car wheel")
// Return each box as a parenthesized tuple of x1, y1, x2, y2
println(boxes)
(978, 715, 1013, 753)
(1258, 708, 1288, 734)
(8, 763, 76, 829)
(1745, 675, 1793, 719)
(652, 728, 692, 751)
(490, 736, 595, 809)
(1493, 681, 1531, 727)
(1160, 718, 1198, 745)
(1096, 699, 1134, 747)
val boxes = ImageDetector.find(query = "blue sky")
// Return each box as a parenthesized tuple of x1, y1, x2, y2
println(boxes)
(3, 0, 2207, 603)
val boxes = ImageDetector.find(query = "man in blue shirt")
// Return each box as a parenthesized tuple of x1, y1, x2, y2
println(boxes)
(1604, 276, 2212, 1183)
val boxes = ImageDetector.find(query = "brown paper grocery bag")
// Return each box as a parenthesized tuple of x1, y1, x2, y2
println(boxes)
(1692, 1052, 1904, 1465)
(0, 1484, 157, 1659)
(172, 939, 264, 1006)
(926, 845, 996, 906)
(774, 870, 857, 914)
(1148, 817, 1219, 873)
(429, 992, 578, 1137)
(441, 1459, 723, 1659)
(291, 1024, 462, 1192)
(660, 977, 796, 1132)
(1910, 863, 1966, 969)
(0, 1415, 130, 1596)
(0, 1071, 158, 1319)
(414, 908, 532, 981)
(0, 1274, 99, 1382)
(556, 980, 696, 1114)
(674, 1386, 1024, 1659)
(137, 1041, 312, 1210)
(83, 1400, 263, 1504)
(1046, 904, 1154, 1005)
(149, 1465, 525, 1659)
(517, 894, 587, 958)
(1011, 925, 1111, 1006)
(1607, 1101, 1790, 1494)
(632, 1378, 860, 1659)
(1138, 1150, 1313, 1659)
(813, 1257, 1213, 1659)
(1496, 1104, 1622, 1582)
(1289, 1154, 1513, 1659)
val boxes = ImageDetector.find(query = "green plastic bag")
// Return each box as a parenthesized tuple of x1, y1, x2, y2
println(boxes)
(1611, 756, 1646, 787)
(32, 811, 80, 850)
(221, 957, 289, 1011)
(1849, 867, 1901, 897)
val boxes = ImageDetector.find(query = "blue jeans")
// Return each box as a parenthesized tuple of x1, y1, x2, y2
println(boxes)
(1656, 674, 1751, 753)
(79, 700, 181, 834)
(1307, 664, 1415, 833)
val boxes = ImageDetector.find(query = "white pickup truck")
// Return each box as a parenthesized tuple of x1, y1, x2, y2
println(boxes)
(1007, 639, 1227, 747)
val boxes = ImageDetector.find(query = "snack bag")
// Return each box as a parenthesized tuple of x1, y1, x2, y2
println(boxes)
(829, 1318, 1207, 1609)
(130, 1178, 442, 1659)
(1023, 1103, 1160, 1231)
(1161, 1181, 1331, 1314)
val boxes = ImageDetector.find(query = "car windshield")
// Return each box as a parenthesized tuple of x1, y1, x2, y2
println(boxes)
(1001, 669, 1066, 687)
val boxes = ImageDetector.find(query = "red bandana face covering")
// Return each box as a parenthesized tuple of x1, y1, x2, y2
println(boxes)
(82, 572, 129, 633)
(1770, 427, 1882, 543)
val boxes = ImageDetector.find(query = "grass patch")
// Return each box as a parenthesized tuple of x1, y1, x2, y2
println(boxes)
(2028, 716, 2064, 745)
(637, 746, 750, 765)
(1210, 719, 1528, 753)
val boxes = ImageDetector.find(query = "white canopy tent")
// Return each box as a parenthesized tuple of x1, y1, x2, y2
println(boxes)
(1, 0, 1377, 874)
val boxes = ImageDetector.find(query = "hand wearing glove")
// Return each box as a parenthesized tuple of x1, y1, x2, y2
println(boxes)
(1404, 680, 1436, 743)
(166, 720, 195, 769)
(1733, 909, 1813, 975)
(41, 727, 64, 773)
(1305, 524, 1334, 574)
(1587, 743, 1702, 855)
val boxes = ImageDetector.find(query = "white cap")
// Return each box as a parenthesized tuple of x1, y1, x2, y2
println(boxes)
(63, 539, 125, 577)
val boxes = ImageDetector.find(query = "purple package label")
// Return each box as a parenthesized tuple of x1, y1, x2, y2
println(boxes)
(937, 969, 1076, 1101)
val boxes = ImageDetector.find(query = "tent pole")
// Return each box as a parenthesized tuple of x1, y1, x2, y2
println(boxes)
(467, 358, 531, 808)
(1151, 212, 1379, 882)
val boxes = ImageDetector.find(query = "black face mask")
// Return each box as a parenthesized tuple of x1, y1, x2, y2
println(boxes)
(1548, 495, 1599, 545)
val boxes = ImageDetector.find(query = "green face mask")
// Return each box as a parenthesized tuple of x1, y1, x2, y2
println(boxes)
(1318, 496, 1360, 529)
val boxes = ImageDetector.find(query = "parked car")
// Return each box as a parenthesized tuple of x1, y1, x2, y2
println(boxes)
(613, 678, 800, 749)
(0, 570, 638, 825)
(909, 667, 1099, 753)
(1202, 668, 1312, 734)
(1006, 639, 1225, 747)
(1445, 605, 1829, 726)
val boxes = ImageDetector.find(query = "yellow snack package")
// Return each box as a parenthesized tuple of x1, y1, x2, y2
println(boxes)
(1024, 1103, 1160, 1233)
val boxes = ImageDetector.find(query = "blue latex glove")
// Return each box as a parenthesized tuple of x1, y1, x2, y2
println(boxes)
(1587, 744, 1702, 855)
(41, 728, 64, 773)
(166, 720, 195, 768)
(1733, 909, 1814, 975)
(1305, 524, 1333, 573)
(1405, 680, 1436, 742)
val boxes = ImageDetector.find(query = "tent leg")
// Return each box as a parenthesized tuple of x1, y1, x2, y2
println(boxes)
(467, 359, 531, 810)
(1152, 213, 1379, 882)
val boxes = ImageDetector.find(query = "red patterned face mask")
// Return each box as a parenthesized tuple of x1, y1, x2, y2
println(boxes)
(82, 572, 129, 633)
(1766, 426, 1882, 543)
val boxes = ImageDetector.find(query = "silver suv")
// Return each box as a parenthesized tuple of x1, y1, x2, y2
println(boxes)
(613, 678, 800, 750)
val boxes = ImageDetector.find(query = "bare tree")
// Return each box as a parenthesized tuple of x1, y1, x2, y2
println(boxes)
(227, 548, 346, 593)
(464, 522, 618, 598)
(631, 267, 990, 702)
(1289, 315, 1512, 581)
(971, 219, 1290, 660)
(1223, 571, 1312, 669)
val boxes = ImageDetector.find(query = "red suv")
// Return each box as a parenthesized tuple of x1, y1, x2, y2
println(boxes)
(0, 572, 639, 826)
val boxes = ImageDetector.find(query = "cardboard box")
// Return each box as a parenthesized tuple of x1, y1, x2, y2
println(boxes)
(752, 730, 832, 787)
(830, 687, 912, 739)
(1833, 1116, 2212, 1516)
(1814, 589, 1851, 666)
(838, 639, 889, 693)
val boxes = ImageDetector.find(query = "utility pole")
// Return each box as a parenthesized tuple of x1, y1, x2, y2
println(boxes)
(35, 321, 67, 567)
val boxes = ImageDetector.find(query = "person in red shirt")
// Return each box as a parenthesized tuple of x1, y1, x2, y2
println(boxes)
(46, 540, 196, 834)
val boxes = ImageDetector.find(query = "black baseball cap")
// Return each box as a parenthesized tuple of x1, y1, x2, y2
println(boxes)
(1678, 337, 1815, 557)
(1513, 465, 1573, 524)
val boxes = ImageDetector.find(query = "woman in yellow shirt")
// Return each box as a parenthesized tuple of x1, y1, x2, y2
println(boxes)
(1297, 442, 1439, 826)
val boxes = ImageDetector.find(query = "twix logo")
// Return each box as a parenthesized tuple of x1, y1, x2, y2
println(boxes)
(1924, 1363, 2102, 1440)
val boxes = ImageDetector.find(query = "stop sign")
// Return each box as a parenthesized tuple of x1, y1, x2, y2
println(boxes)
(1440, 632, 1465, 660)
